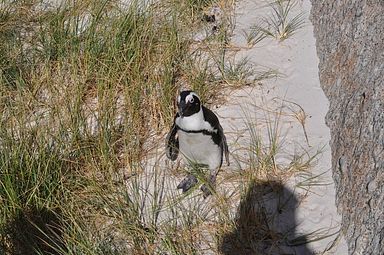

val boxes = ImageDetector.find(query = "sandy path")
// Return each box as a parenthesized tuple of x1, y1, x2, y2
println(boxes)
(214, 0, 348, 253)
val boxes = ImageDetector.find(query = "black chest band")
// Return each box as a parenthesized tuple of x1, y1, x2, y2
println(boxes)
(177, 127, 215, 136)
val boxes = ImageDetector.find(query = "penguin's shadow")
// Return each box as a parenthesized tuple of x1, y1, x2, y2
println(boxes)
(219, 180, 314, 255)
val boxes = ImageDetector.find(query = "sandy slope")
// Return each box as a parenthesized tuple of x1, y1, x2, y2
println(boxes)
(212, 0, 349, 253)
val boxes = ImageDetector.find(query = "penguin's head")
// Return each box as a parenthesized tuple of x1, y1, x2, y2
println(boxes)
(177, 90, 201, 117)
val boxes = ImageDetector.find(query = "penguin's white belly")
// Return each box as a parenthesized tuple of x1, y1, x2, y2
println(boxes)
(178, 130, 221, 170)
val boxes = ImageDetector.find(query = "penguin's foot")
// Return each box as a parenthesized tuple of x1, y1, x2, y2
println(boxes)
(177, 174, 198, 193)
(200, 181, 215, 198)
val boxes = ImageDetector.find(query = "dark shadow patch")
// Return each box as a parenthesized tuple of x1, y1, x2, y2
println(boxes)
(219, 180, 314, 255)
(0, 206, 67, 255)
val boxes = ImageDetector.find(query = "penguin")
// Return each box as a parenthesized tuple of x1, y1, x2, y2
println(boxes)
(165, 90, 229, 198)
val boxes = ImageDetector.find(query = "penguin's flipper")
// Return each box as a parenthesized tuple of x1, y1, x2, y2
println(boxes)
(217, 124, 229, 166)
(222, 131, 230, 166)
(165, 115, 179, 161)
(202, 106, 229, 166)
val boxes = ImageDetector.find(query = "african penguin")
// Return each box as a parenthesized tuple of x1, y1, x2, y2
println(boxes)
(166, 90, 229, 198)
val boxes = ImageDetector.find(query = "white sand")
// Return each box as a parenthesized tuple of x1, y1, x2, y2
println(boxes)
(213, 0, 348, 253)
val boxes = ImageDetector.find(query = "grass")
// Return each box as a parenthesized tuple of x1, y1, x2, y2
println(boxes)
(0, 0, 331, 254)
(244, 0, 305, 42)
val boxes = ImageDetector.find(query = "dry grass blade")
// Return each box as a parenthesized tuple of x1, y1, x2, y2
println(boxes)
(282, 99, 310, 146)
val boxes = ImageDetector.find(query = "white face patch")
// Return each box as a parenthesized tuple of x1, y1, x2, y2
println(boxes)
(185, 94, 194, 103)
(190, 92, 200, 100)
(185, 92, 200, 103)
(177, 95, 181, 103)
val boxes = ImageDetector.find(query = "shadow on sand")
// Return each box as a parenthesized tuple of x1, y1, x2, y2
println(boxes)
(219, 180, 314, 255)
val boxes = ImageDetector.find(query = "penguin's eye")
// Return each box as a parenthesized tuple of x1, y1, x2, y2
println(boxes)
(189, 97, 194, 103)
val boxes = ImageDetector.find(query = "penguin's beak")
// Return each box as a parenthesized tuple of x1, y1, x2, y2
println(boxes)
(178, 101, 187, 117)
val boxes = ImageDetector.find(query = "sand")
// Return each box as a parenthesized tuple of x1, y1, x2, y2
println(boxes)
(212, 0, 349, 253)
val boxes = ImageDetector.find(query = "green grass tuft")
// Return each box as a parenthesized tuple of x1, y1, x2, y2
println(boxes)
(248, 0, 305, 42)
